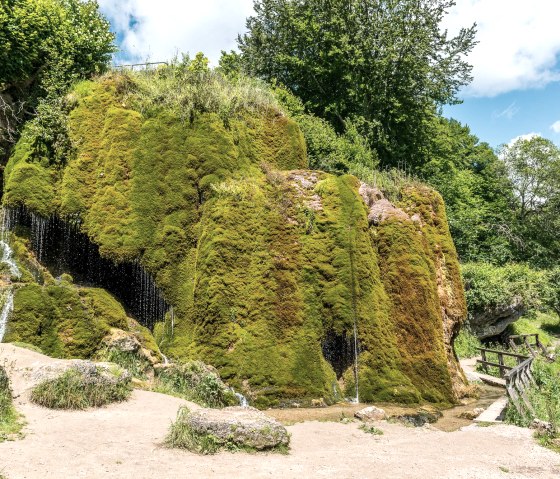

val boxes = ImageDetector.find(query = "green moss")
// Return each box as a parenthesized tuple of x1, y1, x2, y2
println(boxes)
(2, 72, 466, 406)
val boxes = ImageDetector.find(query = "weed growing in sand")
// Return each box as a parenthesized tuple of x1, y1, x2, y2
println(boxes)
(359, 424, 384, 435)
(30, 366, 132, 410)
(0, 366, 23, 442)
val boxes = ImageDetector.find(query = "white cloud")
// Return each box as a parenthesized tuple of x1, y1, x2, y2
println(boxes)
(551, 121, 560, 134)
(100, 1, 560, 97)
(444, 0, 560, 97)
(98, 0, 255, 66)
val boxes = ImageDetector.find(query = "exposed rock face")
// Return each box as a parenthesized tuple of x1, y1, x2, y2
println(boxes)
(468, 298, 525, 339)
(178, 406, 289, 450)
(3, 74, 467, 407)
(355, 406, 386, 421)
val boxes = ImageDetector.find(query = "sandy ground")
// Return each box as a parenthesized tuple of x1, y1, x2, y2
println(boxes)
(1, 344, 559, 479)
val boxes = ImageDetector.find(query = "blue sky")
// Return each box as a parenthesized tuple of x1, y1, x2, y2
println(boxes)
(98, 0, 560, 150)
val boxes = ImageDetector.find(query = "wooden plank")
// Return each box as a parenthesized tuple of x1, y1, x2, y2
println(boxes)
(477, 348, 529, 360)
(477, 359, 513, 370)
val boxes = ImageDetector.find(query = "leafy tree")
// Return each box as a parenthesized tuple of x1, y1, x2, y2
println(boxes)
(421, 118, 516, 264)
(238, 0, 476, 167)
(499, 136, 560, 266)
(0, 0, 115, 154)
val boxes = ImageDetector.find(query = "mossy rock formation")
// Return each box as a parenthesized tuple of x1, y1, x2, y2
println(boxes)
(2, 74, 467, 407)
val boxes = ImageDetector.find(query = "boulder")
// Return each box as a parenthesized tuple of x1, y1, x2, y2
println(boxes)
(531, 419, 554, 435)
(355, 406, 386, 421)
(458, 407, 484, 420)
(180, 406, 289, 450)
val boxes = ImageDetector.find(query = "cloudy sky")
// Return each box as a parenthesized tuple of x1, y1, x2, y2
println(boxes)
(98, 0, 560, 148)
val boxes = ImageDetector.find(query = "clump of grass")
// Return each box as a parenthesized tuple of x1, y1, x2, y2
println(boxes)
(117, 54, 282, 125)
(454, 327, 482, 359)
(165, 407, 290, 455)
(504, 354, 560, 449)
(359, 424, 384, 435)
(0, 365, 23, 442)
(30, 364, 132, 410)
(96, 347, 152, 380)
(166, 408, 222, 455)
(154, 361, 237, 408)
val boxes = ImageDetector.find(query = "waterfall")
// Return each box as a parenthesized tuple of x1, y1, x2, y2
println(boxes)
(2, 205, 170, 330)
(351, 321, 359, 403)
(234, 391, 249, 408)
(0, 290, 14, 343)
(1, 208, 20, 279)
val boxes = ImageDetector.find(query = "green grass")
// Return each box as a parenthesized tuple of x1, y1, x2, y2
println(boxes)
(504, 353, 560, 449)
(165, 406, 290, 455)
(153, 361, 237, 408)
(95, 347, 152, 380)
(30, 366, 132, 410)
(454, 328, 482, 359)
(359, 424, 384, 435)
(0, 366, 23, 442)
(508, 312, 560, 347)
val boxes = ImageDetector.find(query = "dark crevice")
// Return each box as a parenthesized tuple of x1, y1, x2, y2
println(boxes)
(321, 329, 357, 379)
(5, 205, 169, 330)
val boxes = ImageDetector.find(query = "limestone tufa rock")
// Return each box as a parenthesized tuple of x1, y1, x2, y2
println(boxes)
(531, 419, 554, 435)
(355, 406, 386, 422)
(182, 406, 289, 450)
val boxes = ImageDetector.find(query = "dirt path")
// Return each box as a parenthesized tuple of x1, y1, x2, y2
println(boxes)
(1, 344, 559, 479)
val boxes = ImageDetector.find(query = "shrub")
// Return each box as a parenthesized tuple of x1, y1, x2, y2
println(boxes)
(30, 364, 132, 409)
(0, 365, 22, 441)
(453, 328, 482, 359)
(359, 424, 384, 435)
(462, 263, 547, 320)
(505, 354, 560, 449)
(154, 361, 237, 408)
(165, 407, 221, 454)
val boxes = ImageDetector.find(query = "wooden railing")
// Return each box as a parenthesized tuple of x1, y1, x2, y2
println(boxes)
(508, 333, 548, 357)
(113, 62, 169, 71)
(476, 348, 529, 378)
(505, 357, 535, 416)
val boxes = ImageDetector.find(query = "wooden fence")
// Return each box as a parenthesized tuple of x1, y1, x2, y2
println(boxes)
(477, 347, 535, 416)
(508, 333, 548, 357)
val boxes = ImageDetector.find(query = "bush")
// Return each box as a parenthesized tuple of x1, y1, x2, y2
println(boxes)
(165, 407, 221, 454)
(505, 355, 560, 449)
(154, 361, 237, 408)
(0, 365, 22, 441)
(454, 328, 482, 359)
(462, 263, 547, 319)
(30, 364, 132, 410)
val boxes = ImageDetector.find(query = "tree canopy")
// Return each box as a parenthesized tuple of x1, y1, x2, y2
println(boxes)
(238, 0, 476, 167)
(0, 0, 115, 150)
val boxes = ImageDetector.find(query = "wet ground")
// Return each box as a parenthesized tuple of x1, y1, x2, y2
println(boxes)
(268, 383, 505, 432)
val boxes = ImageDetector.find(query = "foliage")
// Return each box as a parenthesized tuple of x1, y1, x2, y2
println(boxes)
(30, 365, 132, 409)
(506, 312, 560, 348)
(454, 328, 482, 360)
(498, 136, 560, 267)
(166, 407, 222, 454)
(0, 365, 22, 442)
(154, 361, 237, 408)
(122, 55, 283, 126)
(461, 263, 547, 320)
(420, 118, 516, 265)
(0, 0, 115, 153)
(359, 424, 384, 435)
(504, 355, 560, 445)
(239, 0, 476, 167)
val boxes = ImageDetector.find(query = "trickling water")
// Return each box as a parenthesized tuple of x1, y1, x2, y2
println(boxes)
(170, 306, 175, 337)
(2, 205, 170, 330)
(0, 290, 14, 343)
(0, 208, 20, 279)
(161, 353, 169, 366)
(352, 320, 359, 403)
(234, 392, 249, 408)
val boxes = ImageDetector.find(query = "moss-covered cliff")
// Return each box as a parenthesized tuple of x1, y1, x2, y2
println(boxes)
(2, 72, 466, 407)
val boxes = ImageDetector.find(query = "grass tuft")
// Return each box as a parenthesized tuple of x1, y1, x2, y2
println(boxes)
(359, 424, 384, 435)
(30, 365, 132, 410)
